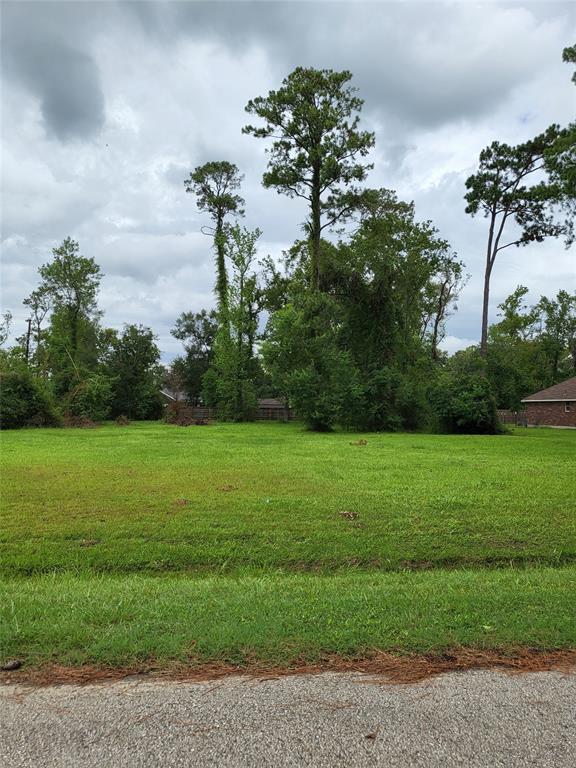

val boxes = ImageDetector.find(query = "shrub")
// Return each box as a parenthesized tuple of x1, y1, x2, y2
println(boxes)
(430, 372, 502, 434)
(65, 374, 113, 422)
(285, 346, 364, 432)
(0, 371, 61, 429)
(358, 367, 430, 432)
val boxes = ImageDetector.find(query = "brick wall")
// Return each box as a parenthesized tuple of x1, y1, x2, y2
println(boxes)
(525, 401, 576, 428)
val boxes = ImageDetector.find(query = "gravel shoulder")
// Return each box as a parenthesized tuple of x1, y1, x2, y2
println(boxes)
(1, 670, 574, 767)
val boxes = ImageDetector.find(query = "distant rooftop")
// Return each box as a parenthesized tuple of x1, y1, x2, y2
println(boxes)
(521, 376, 576, 402)
(258, 398, 286, 408)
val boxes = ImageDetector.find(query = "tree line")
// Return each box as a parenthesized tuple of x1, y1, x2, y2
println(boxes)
(0, 238, 163, 427)
(1, 47, 574, 431)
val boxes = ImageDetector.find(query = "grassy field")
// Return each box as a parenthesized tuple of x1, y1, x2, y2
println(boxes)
(1, 422, 575, 669)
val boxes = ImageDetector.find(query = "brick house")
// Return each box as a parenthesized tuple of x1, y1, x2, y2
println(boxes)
(521, 376, 576, 428)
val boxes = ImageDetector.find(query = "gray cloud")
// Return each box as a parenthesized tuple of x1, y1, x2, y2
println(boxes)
(1, 1, 574, 362)
(1, 2, 106, 141)
(126, 1, 573, 131)
(31, 43, 105, 141)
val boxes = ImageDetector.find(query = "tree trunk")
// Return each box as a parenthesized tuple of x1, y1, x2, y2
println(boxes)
(236, 271, 245, 418)
(24, 318, 32, 364)
(70, 304, 80, 364)
(215, 213, 229, 319)
(480, 212, 497, 359)
(480, 263, 492, 358)
(310, 165, 321, 291)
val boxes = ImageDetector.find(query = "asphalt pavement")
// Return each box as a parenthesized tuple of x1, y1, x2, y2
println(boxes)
(1, 670, 574, 767)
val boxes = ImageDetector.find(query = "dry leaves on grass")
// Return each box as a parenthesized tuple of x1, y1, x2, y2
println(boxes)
(3, 648, 575, 687)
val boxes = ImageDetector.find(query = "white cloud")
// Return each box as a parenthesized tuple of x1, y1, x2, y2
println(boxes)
(439, 335, 477, 355)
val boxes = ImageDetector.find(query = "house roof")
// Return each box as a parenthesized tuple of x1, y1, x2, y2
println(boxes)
(258, 398, 286, 408)
(521, 376, 576, 402)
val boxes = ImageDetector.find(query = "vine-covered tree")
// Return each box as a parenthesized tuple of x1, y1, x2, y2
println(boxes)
(36, 238, 103, 395)
(334, 189, 464, 370)
(244, 67, 374, 290)
(204, 226, 261, 420)
(184, 161, 244, 316)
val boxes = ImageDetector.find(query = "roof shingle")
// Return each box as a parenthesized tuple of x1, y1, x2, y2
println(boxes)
(521, 376, 576, 402)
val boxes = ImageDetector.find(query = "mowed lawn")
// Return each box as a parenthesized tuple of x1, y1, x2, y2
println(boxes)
(1, 422, 575, 574)
(1, 422, 575, 668)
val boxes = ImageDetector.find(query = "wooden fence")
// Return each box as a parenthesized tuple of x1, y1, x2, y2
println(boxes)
(497, 409, 528, 426)
(165, 402, 295, 424)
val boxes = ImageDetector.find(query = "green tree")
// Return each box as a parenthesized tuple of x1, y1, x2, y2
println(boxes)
(21, 288, 51, 373)
(244, 67, 374, 290)
(465, 125, 573, 356)
(260, 188, 460, 431)
(563, 43, 576, 84)
(44, 308, 102, 397)
(0, 311, 12, 347)
(184, 161, 244, 316)
(332, 189, 462, 371)
(170, 309, 218, 404)
(462, 286, 576, 408)
(262, 292, 364, 431)
(38, 238, 102, 365)
(544, 46, 576, 241)
(204, 226, 261, 421)
(65, 374, 113, 423)
(489, 285, 538, 343)
(483, 286, 541, 407)
(535, 290, 576, 383)
(420, 256, 466, 361)
(430, 371, 501, 434)
(0, 370, 60, 429)
(105, 324, 163, 420)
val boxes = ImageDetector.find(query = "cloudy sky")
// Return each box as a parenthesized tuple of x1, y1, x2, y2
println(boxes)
(1, 0, 575, 361)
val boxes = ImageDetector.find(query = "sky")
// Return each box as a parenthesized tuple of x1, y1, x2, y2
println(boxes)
(1, 0, 575, 361)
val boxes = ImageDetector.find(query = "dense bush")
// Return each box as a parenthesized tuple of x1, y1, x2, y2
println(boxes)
(429, 372, 502, 434)
(65, 374, 113, 422)
(286, 347, 363, 432)
(106, 325, 164, 420)
(0, 371, 61, 429)
(359, 367, 430, 432)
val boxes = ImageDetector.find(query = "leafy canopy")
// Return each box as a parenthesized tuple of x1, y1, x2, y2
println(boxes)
(184, 161, 245, 226)
(244, 67, 374, 205)
(243, 67, 374, 289)
(38, 237, 102, 316)
(465, 124, 572, 249)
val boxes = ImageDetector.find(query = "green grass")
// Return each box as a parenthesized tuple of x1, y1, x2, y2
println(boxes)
(1, 422, 575, 575)
(2, 568, 575, 667)
(1, 422, 575, 668)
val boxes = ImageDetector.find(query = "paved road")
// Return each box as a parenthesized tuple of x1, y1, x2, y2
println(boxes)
(1, 670, 574, 767)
